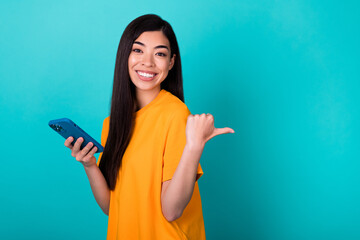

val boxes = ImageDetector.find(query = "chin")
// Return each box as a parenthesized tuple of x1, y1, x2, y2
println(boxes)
(133, 83, 160, 92)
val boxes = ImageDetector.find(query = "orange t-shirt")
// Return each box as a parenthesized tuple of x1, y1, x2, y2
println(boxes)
(97, 89, 205, 239)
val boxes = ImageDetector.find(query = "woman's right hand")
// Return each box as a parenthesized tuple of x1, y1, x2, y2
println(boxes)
(65, 136, 110, 215)
(64, 137, 98, 168)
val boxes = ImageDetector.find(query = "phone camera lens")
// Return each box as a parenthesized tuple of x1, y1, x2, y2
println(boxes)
(53, 124, 61, 132)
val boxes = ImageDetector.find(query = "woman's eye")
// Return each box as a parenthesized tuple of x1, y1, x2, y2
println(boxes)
(156, 52, 167, 57)
(132, 49, 142, 53)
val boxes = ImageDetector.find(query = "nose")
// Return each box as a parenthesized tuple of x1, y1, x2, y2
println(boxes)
(141, 52, 155, 67)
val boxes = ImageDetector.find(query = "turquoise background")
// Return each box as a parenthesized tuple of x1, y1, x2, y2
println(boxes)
(1, 0, 359, 239)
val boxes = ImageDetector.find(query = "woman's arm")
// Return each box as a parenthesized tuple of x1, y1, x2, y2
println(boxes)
(161, 113, 234, 221)
(65, 137, 110, 215)
(83, 163, 110, 215)
(161, 143, 204, 221)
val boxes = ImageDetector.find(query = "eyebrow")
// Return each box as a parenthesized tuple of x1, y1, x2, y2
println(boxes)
(133, 41, 169, 51)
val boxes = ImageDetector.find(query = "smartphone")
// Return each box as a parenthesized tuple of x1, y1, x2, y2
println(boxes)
(48, 118, 104, 153)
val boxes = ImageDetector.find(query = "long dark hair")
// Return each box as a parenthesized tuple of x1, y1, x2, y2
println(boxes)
(99, 14, 184, 190)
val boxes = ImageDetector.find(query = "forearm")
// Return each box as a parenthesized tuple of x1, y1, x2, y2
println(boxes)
(83, 164, 110, 215)
(161, 143, 204, 221)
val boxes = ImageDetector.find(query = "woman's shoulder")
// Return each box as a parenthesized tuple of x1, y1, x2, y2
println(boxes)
(102, 90, 190, 124)
(100, 116, 110, 132)
(103, 116, 110, 125)
(160, 90, 191, 118)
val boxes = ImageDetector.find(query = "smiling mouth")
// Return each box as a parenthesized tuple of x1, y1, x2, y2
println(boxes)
(136, 71, 157, 80)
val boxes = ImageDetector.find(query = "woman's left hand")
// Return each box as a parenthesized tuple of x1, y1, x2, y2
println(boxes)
(185, 113, 234, 148)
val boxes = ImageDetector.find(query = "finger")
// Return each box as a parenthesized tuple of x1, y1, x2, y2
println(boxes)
(206, 127, 235, 141)
(64, 137, 74, 149)
(83, 146, 98, 161)
(77, 142, 94, 161)
(72, 137, 83, 153)
(213, 127, 235, 136)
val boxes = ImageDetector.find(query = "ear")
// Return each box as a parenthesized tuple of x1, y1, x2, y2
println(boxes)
(169, 54, 176, 70)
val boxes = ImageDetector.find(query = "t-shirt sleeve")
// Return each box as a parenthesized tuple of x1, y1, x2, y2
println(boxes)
(97, 117, 109, 167)
(162, 106, 203, 182)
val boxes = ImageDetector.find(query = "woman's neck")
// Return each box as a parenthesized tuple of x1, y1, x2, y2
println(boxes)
(135, 87, 161, 110)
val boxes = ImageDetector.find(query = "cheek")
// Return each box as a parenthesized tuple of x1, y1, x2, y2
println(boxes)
(128, 56, 134, 69)
(128, 55, 137, 68)
(157, 60, 171, 72)
(128, 56, 137, 82)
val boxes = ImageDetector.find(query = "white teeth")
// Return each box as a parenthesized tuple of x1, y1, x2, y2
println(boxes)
(137, 71, 155, 78)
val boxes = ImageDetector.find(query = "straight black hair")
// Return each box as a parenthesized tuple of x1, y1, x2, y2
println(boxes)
(99, 14, 184, 190)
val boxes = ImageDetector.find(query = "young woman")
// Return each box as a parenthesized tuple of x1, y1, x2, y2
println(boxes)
(64, 14, 234, 239)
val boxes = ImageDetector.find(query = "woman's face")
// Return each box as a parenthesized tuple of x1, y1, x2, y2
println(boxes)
(128, 31, 175, 94)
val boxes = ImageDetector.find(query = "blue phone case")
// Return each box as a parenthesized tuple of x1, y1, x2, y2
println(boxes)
(48, 118, 104, 153)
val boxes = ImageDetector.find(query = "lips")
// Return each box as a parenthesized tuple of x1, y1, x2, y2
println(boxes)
(136, 70, 158, 81)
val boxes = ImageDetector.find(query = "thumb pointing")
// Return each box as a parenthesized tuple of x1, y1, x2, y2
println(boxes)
(214, 127, 235, 136)
(206, 127, 235, 142)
